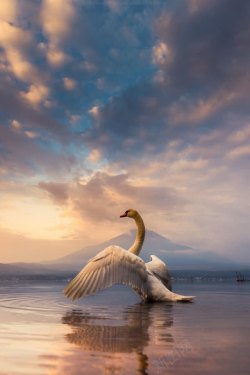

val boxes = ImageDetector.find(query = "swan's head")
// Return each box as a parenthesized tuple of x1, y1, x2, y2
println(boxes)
(120, 209, 138, 219)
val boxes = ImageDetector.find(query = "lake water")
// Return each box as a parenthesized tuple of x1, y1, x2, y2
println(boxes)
(0, 278, 249, 375)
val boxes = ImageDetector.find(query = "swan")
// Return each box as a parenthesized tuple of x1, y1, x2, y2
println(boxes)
(64, 209, 194, 302)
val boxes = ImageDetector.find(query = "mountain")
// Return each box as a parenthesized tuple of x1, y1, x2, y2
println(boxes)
(54, 229, 190, 265)
(1, 230, 247, 278)
(53, 230, 238, 271)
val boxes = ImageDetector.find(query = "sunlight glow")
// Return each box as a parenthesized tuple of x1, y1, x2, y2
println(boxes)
(0, 197, 74, 240)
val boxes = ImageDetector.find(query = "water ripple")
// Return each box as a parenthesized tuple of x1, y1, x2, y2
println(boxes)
(0, 283, 71, 317)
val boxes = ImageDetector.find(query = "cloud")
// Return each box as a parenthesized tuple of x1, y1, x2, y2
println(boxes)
(0, 0, 17, 23)
(0, 76, 69, 141)
(228, 124, 250, 144)
(10, 119, 22, 130)
(0, 20, 31, 48)
(106, 0, 121, 13)
(83, 0, 250, 163)
(168, 89, 238, 125)
(41, 0, 75, 66)
(38, 181, 69, 204)
(88, 105, 100, 118)
(63, 77, 76, 90)
(187, 0, 215, 14)
(0, 17, 50, 106)
(87, 149, 102, 163)
(0, 117, 75, 178)
(0, 22, 35, 81)
(155, 0, 250, 87)
(24, 130, 39, 139)
(37, 171, 187, 226)
(228, 145, 250, 159)
(152, 41, 171, 65)
(41, 0, 75, 39)
(46, 44, 69, 67)
(21, 84, 50, 106)
(0, 21, 42, 81)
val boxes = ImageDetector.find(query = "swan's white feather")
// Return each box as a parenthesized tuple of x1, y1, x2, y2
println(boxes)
(146, 255, 172, 291)
(64, 245, 149, 301)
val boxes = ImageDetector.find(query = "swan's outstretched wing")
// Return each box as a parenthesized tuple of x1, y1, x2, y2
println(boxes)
(146, 255, 172, 291)
(64, 245, 148, 301)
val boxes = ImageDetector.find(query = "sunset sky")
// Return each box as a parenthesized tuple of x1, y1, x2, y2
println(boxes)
(0, 0, 250, 263)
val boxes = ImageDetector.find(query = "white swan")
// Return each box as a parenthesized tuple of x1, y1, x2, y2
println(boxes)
(64, 209, 194, 302)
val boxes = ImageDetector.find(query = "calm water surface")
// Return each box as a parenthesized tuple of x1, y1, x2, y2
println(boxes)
(0, 279, 250, 375)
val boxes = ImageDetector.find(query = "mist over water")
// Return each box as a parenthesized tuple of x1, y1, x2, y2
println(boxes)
(0, 278, 250, 375)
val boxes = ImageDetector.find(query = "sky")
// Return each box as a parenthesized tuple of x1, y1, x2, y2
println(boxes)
(0, 0, 250, 263)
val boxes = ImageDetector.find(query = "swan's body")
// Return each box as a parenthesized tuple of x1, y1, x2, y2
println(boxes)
(64, 209, 194, 302)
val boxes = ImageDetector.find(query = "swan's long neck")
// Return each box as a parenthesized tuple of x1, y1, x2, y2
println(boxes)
(128, 213, 145, 256)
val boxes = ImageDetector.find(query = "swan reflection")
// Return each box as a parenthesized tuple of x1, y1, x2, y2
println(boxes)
(62, 303, 174, 374)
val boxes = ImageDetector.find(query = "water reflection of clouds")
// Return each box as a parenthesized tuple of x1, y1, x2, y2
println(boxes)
(61, 303, 174, 374)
